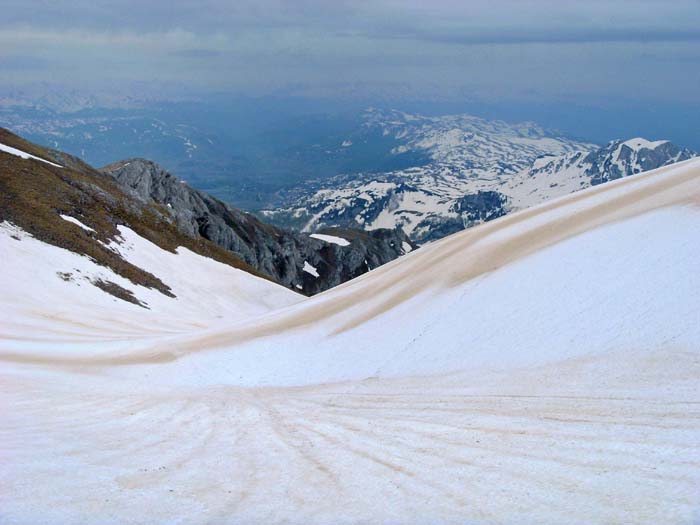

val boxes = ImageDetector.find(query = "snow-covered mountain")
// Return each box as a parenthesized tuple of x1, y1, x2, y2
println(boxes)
(503, 137, 695, 210)
(263, 110, 694, 243)
(0, 128, 298, 325)
(2, 155, 700, 523)
(360, 108, 589, 166)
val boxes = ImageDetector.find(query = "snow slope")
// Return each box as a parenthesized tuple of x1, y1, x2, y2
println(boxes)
(0, 222, 302, 347)
(2, 159, 700, 524)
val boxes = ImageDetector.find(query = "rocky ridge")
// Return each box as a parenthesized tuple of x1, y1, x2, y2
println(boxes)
(103, 159, 414, 295)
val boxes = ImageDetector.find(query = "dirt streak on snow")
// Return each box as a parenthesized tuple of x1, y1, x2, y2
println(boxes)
(8, 157, 694, 367)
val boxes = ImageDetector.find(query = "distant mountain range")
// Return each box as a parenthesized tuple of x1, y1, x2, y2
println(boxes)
(262, 109, 695, 243)
(0, 101, 436, 209)
(4, 100, 695, 233)
(2, 103, 694, 250)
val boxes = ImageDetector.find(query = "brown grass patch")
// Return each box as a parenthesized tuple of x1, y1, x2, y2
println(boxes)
(91, 278, 149, 308)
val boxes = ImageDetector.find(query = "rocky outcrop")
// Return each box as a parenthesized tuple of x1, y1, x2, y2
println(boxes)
(395, 191, 511, 244)
(450, 191, 509, 227)
(103, 159, 414, 295)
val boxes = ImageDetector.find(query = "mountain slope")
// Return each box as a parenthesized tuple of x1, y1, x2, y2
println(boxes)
(103, 158, 414, 295)
(0, 127, 302, 335)
(0, 127, 412, 300)
(0, 128, 271, 287)
(2, 157, 699, 523)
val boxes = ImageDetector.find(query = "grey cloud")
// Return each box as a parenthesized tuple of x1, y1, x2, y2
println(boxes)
(0, 54, 50, 70)
(371, 27, 700, 46)
(3, 1, 699, 39)
(170, 49, 223, 58)
(1, 0, 699, 107)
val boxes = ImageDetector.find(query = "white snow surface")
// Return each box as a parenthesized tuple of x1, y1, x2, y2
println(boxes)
(309, 233, 350, 246)
(622, 137, 668, 151)
(59, 214, 95, 232)
(302, 260, 320, 277)
(2, 159, 700, 524)
(0, 141, 63, 167)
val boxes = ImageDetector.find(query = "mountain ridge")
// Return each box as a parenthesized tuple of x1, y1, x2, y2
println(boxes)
(0, 127, 273, 302)
(0, 127, 413, 306)
(102, 158, 414, 295)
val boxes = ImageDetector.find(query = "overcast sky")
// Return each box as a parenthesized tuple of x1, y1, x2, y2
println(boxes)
(1, 1, 698, 102)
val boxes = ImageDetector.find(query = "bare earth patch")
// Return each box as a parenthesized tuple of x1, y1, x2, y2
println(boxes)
(91, 278, 150, 309)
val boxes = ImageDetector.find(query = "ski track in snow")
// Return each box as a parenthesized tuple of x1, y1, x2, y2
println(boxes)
(3, 371, 699, 524)
(1, 159, 700, 524)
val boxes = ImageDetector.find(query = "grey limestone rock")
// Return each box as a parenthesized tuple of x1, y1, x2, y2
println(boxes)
(103, 159, 414, 295)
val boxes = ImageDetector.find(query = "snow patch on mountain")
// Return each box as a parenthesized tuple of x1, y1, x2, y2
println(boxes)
(622, 138, 668, 151)
(59, 214, 95, 232)
(302, 260, 319, 278)
(309, 233, 350, 246)
(0, 142, 63, 167)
